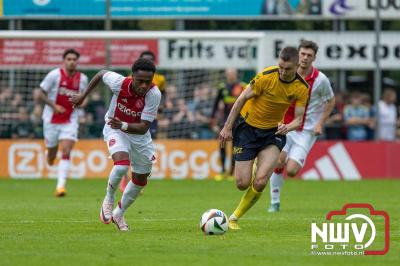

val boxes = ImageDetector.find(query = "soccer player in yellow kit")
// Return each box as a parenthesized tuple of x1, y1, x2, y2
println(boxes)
(219, 47, 309, 230)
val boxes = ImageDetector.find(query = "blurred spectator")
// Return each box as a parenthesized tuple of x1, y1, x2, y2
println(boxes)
(164, 85, 178, 110)
(11, 106, 35, 139)
(324, 91, 348, 140)
(210, 68, 246, 179)
(30, 105, 43, 138)
(85, 91, 106, 137)
(188, 84, 214, 139)
(376, 88, 397, 141)
(139, 50, 166, 139)
(159, 85, 179, 137)
(0, 88, 17, 137)
(361, 93, 375, 140)
(343, 92, 370, 141)
(167, 99, 195, 139)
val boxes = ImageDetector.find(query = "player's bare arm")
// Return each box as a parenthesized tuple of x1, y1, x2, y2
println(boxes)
(314, 97, 335, 135)
(38, 89, 65, 114)
(69, 69, 107, 107)
(219, 85, 255, 148)
(276, 105, 305, 135)
(107, 117, 151, 135)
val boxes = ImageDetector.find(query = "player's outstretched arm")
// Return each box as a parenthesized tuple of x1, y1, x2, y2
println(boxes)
(277, 105, 306, 135)
(69, 70, 107, 107)
(314, 97, 335, 135)
(107, 117, 151, 135)
(219, 85, 255, 148)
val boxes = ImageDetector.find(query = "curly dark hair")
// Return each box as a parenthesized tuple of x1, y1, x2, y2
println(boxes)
(131, 58, 156, 73)
(63, 49, 80, 59)
(139, 50, 156, 61)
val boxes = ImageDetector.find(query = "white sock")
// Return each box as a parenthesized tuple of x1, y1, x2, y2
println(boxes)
(270, 172, 284, 204)
(106, 165, 129, 201)
(114, 180, 145, 216)
(229, 214, 238, 221)
(56, 159, 70, 189)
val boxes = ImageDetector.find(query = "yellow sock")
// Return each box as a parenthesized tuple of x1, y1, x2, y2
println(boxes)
(251, 159, 257, 184)
(232, 185, 262, 219)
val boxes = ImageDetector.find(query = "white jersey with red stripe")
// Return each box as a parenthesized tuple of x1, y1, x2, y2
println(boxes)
(40, 68, 88, 124)
(102, 71, 161, 142)
(301, 68, 334, 131)
(284, 67, 334, 132)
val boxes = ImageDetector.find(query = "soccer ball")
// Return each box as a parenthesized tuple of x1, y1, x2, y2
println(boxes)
(199, 209, 228, 235)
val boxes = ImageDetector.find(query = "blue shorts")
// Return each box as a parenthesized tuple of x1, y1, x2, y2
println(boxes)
(232, 116, 286, 161)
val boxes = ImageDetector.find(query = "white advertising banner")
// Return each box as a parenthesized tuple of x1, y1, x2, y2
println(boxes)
(264, 32, 400, 70)
(158, 38, 259, 69)
(156, 32, 400, 70)
(323, 0, 400, 19)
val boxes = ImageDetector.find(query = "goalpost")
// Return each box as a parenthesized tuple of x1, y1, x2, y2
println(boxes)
(0, 31, 266, 139)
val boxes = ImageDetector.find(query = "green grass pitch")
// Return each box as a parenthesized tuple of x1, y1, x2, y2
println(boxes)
(0, 179, 399, 266)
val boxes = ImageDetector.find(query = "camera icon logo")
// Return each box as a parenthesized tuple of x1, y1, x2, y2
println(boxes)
(311, 203, 389, 255)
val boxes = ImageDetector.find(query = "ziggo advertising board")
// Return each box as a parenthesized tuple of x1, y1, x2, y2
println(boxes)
(1, 140, 400, 179)
(0, 140, 223, 179)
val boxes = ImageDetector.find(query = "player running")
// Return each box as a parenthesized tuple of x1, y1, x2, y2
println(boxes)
(219, 47, 309, 230)
(70, 58, 161, 231)
(38, 49, 88, 197)
(267, 40, 335, 212)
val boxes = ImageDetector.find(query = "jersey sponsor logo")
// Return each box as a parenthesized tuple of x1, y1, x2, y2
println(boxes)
(135, 99, 144, 109)
(233, 146, 243, 154)
(117, 102, 142, 117)
(58, 86, 78, 96)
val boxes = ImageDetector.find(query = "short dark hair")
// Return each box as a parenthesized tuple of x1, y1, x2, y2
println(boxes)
(279, 46, 299, 63)
(139, 51, 156, 61)
(63, 49, 80, 59)
(298, 40, 319, 55)
(132, 58, 156, 73)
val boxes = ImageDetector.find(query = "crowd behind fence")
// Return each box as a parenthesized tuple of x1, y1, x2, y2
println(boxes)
(0, 70, 399, 142)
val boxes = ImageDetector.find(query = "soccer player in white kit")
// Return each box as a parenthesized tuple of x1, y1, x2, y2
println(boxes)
(268, 40, 335, 212)
(38, 49, 88, 197)
(70, 58, 161, 231)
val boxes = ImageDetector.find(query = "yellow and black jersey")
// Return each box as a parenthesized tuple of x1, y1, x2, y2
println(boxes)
(240, 66, 309, 129)
(153, 73, 166, 93)
(211, 81, 247, 119)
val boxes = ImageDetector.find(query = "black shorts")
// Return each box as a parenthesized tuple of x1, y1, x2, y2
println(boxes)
(232, 116, 286, 161)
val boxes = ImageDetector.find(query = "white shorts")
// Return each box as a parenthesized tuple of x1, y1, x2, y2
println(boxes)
(282, 130, 317, 167)
(43, 122, 79, 148)
(103, 126, 155, 174)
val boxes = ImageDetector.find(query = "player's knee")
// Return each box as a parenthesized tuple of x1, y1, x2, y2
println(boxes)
(276, 159, 285, 169)
(286, 168, 298, 178)
(132, 173, 149, 187)
(61, 152, 71, 160)
(236, 178, 250, 191)
(47, 157, 55, 166)
(252, 177, 267, 192)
